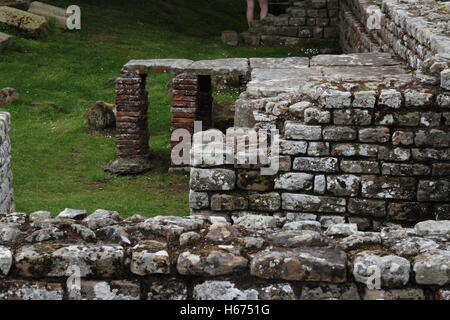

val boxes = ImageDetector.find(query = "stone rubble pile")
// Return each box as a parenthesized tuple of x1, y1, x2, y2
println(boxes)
(0, 209, 448, 300)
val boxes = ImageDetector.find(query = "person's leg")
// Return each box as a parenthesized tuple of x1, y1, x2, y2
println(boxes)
(247, 0, 255, 26)
(258, 0, 269, 20)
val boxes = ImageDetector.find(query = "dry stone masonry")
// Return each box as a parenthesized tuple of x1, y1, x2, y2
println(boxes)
(0, 112, 14, 214)
(0, 209, 449, 300)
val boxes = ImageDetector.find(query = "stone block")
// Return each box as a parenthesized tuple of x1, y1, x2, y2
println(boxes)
(361, 176, 416, 200)
(282, 193, 346, 213)
(340, 160, 380, 174)
(248, 192, 281, 211)
(237, 170, 274, 191)
(417, 179, 450, 202)
(293, 157, 338, 172)
(250, 247, 347, 282)
(334, 109, 372, 125)
(274, 172, 314, 191)
(323, 126, 356, 141)
(326, 175, 360, 196)
(359, 127, 390, 143)
(211, 194, 248, 211)
(284, 122, 322, 140)
(190, 168, 235, 191)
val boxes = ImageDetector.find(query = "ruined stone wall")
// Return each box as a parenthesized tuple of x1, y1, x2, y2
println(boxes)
(242, 0, 340, 46)
(0, 111, 14, 214)
(190, 84, 450, 230)
(340, 0, 450, 83)
(0, 210, 449, 300)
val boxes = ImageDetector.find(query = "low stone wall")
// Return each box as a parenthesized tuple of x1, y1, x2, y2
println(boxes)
(0, 112, 14, 214)
(0, 209, 448, 300)
(340, 0, 450, 85)
(191, 70, 450, 229)
(242, 0, 340, 46)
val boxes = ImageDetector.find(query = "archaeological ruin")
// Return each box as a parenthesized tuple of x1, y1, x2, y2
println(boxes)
(0, 0, 449, 300)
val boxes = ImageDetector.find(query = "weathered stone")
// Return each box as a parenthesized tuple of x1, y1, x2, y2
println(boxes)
(358, 127, 390, 143)
(307, 142, 330, 156)
(333, 109, 372, 125)
(293, 157, 338, 172)
(0, 246, 12, 277)
(404, 90, 433, 107)
(304, 107, 331, 124)
(83, 209, 121, 230)
(190, 168, 235, 191)
(415, 130, 450, 147)
(25, 227, 64, 243)
(193, 281, 258, 300)
(138, 216, 205, 237)
(56, 208, 87, 220)
(353, 91, 376, 109)
(0, 280, 63, 300)
(361, 176, 416, 200)
(289, 101, 312, 117)
(269, 230, 326, 247)
(250, 247, 347, 282)
(338, 233, 381, 251)
(420, 112, 441, 127)
(275, 172, 313, 191)
(131, 241, 170, 276)
(327, 175, 360, 196)
(300, 283, 360, 300)
(279, 140, 307, 155)
(0, 222, 23, 243)
(441, 69, 450, 90)
(210, 194, 248, 211)
(392, 131, 414, 145)
(320, 90, 351, 108)
(284, 122, 322, 140)
(15, 244, 125, 278)
(283, 220, 322, 232)
(413, 250, 450, 286)
(84, 101, 116, 129)
(29, 211, 51, 223)
(147, 278, 187, 300)
(379, 89, 402, 108)
(179, 232, 201, 246)
(381, 163, 430, 176)
(353, 251, 411, 288)
(415, 220, 450, 239)
(378, 147, 411, 161)
(348, 199, 386, 217)
(177, 248, 248, 276)
(189, 191, 209, 210)
(0, 7, 48, 38)
(248, 192, 281, 211)
(0, 87, 19, 106)
(237, 170, 273, 191)
(205, 222, 239, 243)
(417, 179, 450, 202)
(389, 236, 439, 257)
(331, 143, 378, 157)
(319, 215, 346, 228)
(363, 288, 425, 300)
(72, 280, 140, 300)
(282, 193, 346, 213)
(396, 112, 420, 126)
(233, 215, 278, 230)
(432, 163, 450, 176)
(70, 224, 96, 241)
(388, 203, 432, 222)
(323, 126, 356, 141)
(325, 223, 358, 237)
(340, 160, 380, 174)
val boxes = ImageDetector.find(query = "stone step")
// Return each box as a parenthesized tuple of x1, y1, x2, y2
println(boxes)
(0, 31, 11, 52)
(28, 1, 67, 29)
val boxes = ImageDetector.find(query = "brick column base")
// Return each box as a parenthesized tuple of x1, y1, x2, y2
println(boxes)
(105, 73, 151, 174)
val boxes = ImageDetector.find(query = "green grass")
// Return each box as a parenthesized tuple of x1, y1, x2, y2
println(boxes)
(0, 0, 339, 217)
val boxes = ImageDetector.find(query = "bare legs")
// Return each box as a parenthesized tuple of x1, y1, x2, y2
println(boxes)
(247, 0, 269, 27)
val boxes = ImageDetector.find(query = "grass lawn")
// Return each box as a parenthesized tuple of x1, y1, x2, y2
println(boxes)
(0, 0, 339, 217)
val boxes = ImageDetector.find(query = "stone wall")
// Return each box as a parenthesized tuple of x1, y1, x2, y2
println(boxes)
(242, 0, 340, 46)
(0, 209, 448, 300)
(190, 58, 450, 229)
(340, 0, 450, 85)
(0, 111, 14, 214)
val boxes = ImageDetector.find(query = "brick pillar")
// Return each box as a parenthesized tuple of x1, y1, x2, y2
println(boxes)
(170, 73, 213, 170)
(105, 73, 151, 174)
